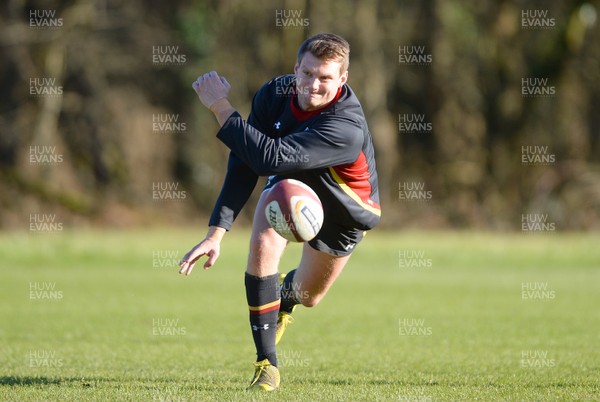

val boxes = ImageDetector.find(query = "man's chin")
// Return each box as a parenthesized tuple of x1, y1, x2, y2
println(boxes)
(300, 98, 325, 111)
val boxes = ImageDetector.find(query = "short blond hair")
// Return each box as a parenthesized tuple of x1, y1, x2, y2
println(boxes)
(297, 33, 350, 73)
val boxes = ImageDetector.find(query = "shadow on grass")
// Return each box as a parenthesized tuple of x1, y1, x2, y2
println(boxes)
(0, 376, 61, 386)
(0, 376, 109, 387)
(0, 376, 239, 392)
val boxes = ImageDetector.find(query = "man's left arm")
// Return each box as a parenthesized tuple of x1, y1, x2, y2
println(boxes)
(192, 71, 236, 125)
(192, 71, 362, 175)
(215, 112, 363, 175)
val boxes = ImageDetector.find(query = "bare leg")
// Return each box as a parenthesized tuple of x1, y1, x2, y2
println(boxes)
(244, 189, 288, 368)
(291, 243, 352, 307)
(246, 190, 288, 277)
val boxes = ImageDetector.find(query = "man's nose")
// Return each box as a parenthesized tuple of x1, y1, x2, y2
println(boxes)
(309, 78, 320, 91)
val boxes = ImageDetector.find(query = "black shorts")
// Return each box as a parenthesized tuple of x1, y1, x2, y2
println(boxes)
(308, 219, 365, 257)
(263, 176, 365, 257)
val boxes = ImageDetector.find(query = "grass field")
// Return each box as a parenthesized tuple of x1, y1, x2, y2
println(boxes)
(1, 229, 599, 401)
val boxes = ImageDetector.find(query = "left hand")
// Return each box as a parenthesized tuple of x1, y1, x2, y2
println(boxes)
(192, 71, 231, 110)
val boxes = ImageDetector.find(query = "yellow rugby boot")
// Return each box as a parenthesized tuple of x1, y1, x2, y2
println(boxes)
(247, 359, 280, 392)
(276, 272, 297, 345)
(275, 310, 295, 345)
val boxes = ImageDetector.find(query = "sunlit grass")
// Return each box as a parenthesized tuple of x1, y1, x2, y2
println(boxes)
(1, 229, 599, 401)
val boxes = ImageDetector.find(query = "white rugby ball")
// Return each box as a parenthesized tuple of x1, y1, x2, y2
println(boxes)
(264, 179, 324, 242)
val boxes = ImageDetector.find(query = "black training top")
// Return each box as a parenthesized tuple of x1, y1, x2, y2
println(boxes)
(209, 74, 381, 231)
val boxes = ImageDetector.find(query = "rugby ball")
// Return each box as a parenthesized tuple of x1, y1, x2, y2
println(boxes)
(264, 179, 324, 242)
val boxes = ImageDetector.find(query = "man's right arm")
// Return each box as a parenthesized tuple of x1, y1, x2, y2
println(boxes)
(179, 78, 273, 275)
(178, 225, 226, 275)
(178, 152, 257, 275)
(208, 152, 259, 230)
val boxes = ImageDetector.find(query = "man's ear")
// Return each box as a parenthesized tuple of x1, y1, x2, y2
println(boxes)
(294, 62, 299, 75)
(340, 70, 348, 86)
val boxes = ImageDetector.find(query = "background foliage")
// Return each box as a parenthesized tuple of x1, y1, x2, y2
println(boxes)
(1, 0, 599, 229)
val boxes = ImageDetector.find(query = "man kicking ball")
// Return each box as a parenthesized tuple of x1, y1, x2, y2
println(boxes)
(178, 33, 381, 391)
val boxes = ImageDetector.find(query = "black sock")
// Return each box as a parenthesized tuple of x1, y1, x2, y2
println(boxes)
(280, 269, 301, 313)
(245, 273, 280, 367)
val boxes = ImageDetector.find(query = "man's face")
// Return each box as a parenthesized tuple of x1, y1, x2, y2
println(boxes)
(294, 52, 348, 111)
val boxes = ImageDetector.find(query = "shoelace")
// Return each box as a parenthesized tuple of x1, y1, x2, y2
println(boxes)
(280, 313, 295, 326)
(250, 361, 271, 385)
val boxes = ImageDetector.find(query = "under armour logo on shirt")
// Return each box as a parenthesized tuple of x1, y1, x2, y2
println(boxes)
(274, 122, 281, 129)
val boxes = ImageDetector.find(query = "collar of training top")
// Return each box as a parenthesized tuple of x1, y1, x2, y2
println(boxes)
(290, 86, 343, 121)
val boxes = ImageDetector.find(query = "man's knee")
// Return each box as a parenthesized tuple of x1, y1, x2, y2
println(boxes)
(247, 228, 287, 276)
(298, 291, 324, 308)
(250, 229, 286, 255)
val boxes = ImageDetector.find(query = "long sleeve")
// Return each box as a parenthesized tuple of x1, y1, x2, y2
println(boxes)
(207, 84, 274, 230)
(208, 152, 258, 230)
(216, 112, 363, 176)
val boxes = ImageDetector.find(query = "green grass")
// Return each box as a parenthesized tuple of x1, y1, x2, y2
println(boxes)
(1, 229, 599, 401)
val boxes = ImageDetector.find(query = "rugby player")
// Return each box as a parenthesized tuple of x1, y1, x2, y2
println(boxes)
(178, 33, 381, 391)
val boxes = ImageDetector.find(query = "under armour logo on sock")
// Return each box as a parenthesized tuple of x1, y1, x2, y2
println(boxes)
(252, 324, 270, 331)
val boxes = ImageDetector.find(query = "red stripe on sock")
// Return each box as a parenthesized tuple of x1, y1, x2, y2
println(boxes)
(249, 303, 280, 315)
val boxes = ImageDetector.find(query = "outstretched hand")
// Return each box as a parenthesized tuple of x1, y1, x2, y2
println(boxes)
(178, 237, 220, 275)
(192, 71, 231, 110)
